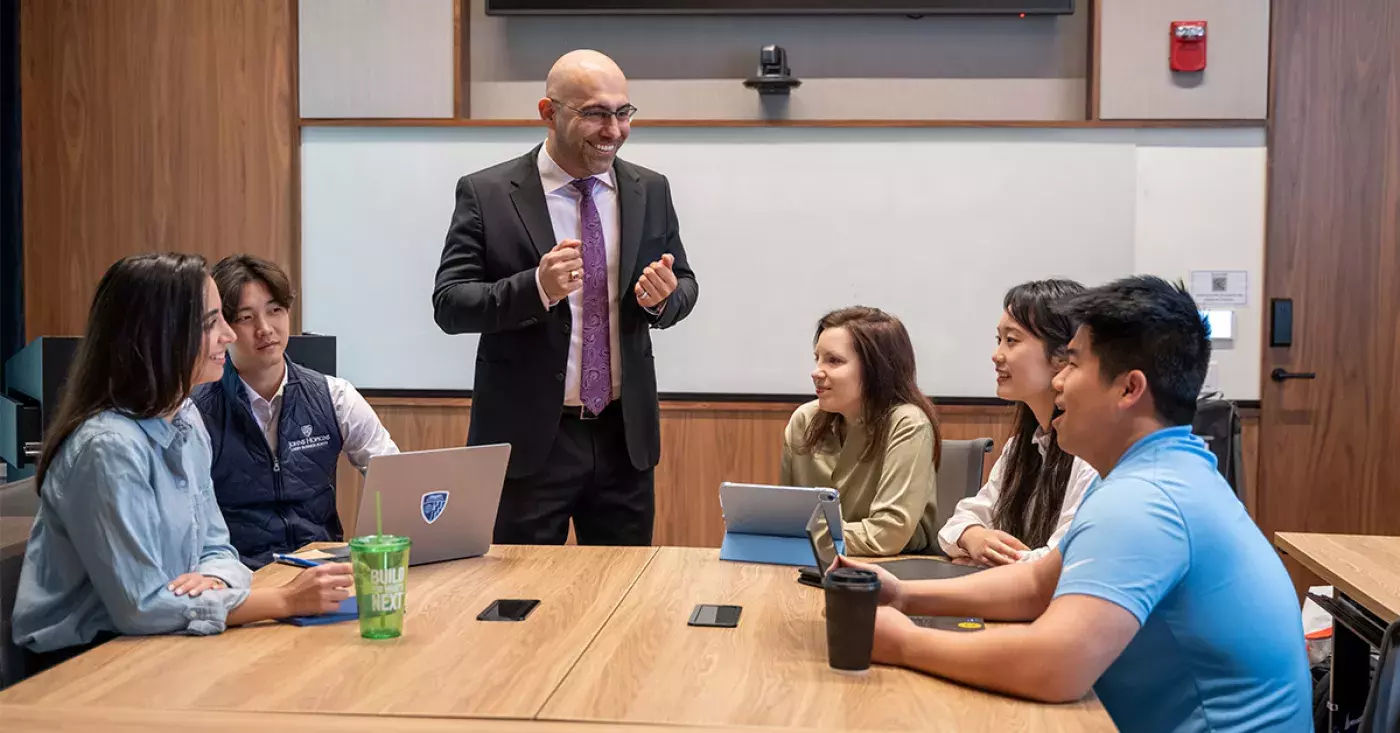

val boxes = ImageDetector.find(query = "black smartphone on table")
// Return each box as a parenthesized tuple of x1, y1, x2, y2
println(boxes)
(477, 599, 540, 622)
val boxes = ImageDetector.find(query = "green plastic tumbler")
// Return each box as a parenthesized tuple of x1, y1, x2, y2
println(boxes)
(350, 534, 411, 639)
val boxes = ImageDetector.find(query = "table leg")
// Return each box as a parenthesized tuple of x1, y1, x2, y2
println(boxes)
(1328, 595, 1372, 732)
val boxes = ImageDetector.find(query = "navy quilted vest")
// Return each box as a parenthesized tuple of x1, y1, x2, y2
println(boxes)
(193, 358, 343, 569)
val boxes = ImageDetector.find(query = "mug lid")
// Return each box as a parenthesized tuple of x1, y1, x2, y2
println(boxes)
(823, 567, 880, 592)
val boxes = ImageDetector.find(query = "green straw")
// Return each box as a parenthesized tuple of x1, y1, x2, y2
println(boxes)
(376, 490, 384, 538)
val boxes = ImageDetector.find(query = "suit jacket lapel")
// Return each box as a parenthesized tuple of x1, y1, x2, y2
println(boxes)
(616, 159, 645, 289)
(509, 146, 556, 261)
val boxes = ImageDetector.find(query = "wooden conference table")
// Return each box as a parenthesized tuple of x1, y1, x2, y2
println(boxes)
(1274, 532, 1400, 731)
(0, 545, 1115, 732)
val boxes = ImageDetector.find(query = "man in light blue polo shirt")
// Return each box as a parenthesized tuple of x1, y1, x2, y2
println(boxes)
(834, 276, 1311, 733)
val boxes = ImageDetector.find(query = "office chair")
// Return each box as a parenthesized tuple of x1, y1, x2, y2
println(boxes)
(1192, 397, 1245, 501)
(0, 477, 37, 689)
(921, 439, 994, 552)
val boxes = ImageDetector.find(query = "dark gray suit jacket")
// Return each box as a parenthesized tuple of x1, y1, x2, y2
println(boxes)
(432, 146, 699, 478)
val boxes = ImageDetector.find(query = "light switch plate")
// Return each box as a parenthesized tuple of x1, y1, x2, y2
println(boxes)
(1202, 309, 1235, 341)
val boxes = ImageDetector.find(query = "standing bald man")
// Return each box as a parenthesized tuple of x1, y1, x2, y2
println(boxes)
(433, 50, 698, 546)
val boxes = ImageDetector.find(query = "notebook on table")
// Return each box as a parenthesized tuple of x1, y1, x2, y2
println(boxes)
(278, 597, 358, 627)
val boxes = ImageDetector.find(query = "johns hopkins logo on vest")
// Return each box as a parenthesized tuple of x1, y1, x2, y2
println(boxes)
(421, 491, 449, 524)
(287, 424, 332, 453)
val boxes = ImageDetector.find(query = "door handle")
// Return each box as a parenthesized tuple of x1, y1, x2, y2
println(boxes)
(1271, 368, 1317, 382)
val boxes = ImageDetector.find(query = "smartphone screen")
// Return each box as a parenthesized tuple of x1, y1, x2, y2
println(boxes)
(477, 599, 540, 622)
(806, 503, 838, 574)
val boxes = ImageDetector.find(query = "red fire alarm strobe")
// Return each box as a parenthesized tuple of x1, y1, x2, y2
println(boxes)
(1170, 21, 1207, 72)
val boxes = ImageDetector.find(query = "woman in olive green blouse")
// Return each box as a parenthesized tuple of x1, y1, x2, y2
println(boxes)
(780, 307, 943, 556)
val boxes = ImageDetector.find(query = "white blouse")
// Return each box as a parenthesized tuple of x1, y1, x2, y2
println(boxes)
(937, 430, 1099, 562)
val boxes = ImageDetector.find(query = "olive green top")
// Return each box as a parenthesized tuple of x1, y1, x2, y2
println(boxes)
(780, 400, 938, 556)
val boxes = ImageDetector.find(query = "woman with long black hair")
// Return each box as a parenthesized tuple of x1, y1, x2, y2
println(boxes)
(13, 253, 351, 666)
(937, 279, 1099, 565)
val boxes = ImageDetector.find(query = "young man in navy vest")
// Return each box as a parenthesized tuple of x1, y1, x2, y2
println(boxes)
(193, 255, 399, 569)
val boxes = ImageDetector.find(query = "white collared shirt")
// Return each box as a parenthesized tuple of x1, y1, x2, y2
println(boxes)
(238, 368, 399, 473)
(533, 145, 624, 408)
(936, 428, 1098, 562)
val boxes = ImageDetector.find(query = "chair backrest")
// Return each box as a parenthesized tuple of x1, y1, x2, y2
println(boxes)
(0, 477, 37, 690)
(1360, 617, 1400, 733)
(928, 439, 994, 533)
(0, 476, 39, 518)
(1191, 398, 1245, 500)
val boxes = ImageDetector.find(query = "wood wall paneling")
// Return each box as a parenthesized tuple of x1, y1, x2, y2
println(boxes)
(1260, 0, 1400, 589)
(455, 0, 470, 118)
(288, 0, 302, 332)
(1240, 412, 1259, 520)
(20, 0, 298, 338)
(1087, 0, 1101, 119)
(341, 399, 1260, 550)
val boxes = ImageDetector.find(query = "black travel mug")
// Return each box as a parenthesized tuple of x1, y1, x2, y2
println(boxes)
(822, 567, 881, 671)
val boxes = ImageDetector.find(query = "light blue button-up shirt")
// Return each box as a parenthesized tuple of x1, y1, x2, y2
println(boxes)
(13, 402, 252, 653)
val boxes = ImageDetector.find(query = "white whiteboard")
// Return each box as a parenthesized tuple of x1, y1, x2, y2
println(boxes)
(302, 126, 1264, 399)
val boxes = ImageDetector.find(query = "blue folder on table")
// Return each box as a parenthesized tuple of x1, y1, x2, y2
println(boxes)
(278, 597, 358, 627)
(718, 483, 844, 567)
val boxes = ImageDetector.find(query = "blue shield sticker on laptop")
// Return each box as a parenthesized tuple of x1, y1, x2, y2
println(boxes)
(421, 491, 449, 524)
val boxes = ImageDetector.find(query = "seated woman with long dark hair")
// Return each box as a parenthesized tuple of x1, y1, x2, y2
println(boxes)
(937, 279, 1099, 565)
(13, 253, 352, 666)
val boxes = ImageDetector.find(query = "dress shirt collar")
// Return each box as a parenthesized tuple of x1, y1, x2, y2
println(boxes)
(538, 144, 615, 195)
(136, 401, 195, 449)
(240, 366, 288, 409)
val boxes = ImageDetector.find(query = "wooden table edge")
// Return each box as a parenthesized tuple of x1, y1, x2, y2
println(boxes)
(0, 545, 667, 718)
(0, 704, 873, 732)
(1274, 532, 1399, 623)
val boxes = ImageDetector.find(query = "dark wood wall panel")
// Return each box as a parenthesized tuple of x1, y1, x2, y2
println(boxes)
(339, 400, 1259, 549)
(20, 0, 297, 338)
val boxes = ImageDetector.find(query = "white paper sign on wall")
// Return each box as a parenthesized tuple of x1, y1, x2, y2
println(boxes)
(1190, 270, 1248, 307)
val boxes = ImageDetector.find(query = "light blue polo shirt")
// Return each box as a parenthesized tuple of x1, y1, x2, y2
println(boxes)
(1054, 426, 1311, 733)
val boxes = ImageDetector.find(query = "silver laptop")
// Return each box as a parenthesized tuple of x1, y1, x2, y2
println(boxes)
(352, 444, 510, 566)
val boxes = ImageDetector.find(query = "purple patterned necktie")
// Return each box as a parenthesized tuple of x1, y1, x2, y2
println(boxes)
(571, 178, 612, 414)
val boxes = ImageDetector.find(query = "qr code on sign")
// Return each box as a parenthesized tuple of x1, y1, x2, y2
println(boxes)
(1212, 274, 1228, 292)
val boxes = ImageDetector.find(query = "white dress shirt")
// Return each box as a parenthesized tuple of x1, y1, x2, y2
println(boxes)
(239, 368, 399, 473)
(936, 429, 1099, 562)
(533, 145, 624, 407)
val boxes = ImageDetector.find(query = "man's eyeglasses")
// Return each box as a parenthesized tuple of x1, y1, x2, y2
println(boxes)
(550, 99, 638, 123)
